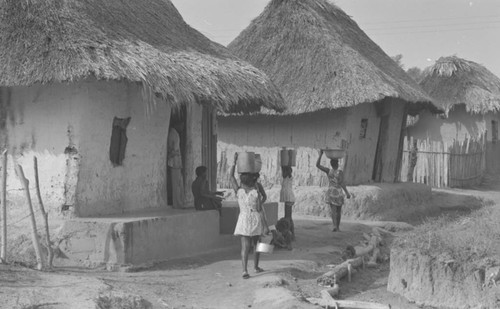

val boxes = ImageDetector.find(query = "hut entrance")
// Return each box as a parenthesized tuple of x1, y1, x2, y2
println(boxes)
(372, 115, 390, 182)
(202, 105, 217, 191)
(167, 108, 186, 206)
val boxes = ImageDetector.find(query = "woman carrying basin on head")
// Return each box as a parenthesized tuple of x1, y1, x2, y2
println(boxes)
(230, 153, 269, 279)
(316, 149, 351, 232)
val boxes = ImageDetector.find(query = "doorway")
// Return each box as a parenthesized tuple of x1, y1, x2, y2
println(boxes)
(372, 115, 390, 182)
(167, 108, 186, 206)
(201, 105, 217, 191)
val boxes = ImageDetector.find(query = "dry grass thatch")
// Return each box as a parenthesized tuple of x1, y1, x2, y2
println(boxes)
(0, 0, 285, 114)
(420, 56, 500, 114)
(227, 0, 436, 115)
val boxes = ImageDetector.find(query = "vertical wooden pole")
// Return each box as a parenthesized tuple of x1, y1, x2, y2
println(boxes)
(34, 157, 53, 268)
(445, 141, 450, 187)
(15, 163, 43, 270)
(0, 149, 7, 263)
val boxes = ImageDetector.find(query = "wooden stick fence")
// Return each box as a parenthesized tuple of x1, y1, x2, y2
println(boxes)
(400, 134, 486, 188)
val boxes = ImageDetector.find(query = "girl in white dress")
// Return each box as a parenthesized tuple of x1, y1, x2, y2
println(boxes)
(230, 153, 269, 279)
(280, 166, 295, 239)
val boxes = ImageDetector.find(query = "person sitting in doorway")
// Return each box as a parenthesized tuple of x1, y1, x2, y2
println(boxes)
(191, 166, 223, 214)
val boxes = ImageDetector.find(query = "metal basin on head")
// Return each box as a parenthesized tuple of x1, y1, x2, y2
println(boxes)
(323, 148, 346, 159)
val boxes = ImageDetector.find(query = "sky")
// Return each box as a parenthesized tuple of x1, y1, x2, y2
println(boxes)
(171, 0, 500, 77)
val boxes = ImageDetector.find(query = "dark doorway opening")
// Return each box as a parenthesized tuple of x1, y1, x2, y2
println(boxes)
(372, 115, 389, 182)
(109, 117, 131, 167)
(167, 108, 186, 206)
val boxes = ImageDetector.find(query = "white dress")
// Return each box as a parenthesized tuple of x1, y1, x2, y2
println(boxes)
(280, 177, 295, 203)
(233, 188, 264, 236)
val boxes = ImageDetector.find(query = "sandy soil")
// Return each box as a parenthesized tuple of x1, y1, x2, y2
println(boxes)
(0, 217, 434, 309)
(1, 177, 497, 309)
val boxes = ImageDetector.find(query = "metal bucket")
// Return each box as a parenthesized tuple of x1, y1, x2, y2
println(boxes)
(256, 242, 274, 254)
(237, 151, 256, 173)
(254, 154, 262, 173)
(287, 149, 297, 166)
(280, 148, 297, 166)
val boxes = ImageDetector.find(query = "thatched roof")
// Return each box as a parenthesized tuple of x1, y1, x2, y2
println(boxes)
(0, 0, 285, 114)
(227, 0, 437, 115)
(420, 56, 500, 114)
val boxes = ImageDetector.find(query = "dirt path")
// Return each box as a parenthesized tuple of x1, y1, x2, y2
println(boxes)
(1, 176, 499, 309)
(0, 218, 427, 309)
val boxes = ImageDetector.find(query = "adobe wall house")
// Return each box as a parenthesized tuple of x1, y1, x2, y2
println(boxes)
(407, 56, 500, 172)
(4, 81, 168, 217)
(217, 0, 438, 187)
(0, 0, 283, 265)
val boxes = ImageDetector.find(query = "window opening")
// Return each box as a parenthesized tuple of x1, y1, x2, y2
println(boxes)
(359, 118, 368, 138)
(109, 117, 131, 166)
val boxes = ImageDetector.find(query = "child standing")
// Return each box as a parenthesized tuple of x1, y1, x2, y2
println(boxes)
(280, 166, 295, 239)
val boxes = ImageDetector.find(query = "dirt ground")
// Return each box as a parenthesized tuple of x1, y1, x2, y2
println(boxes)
(1, 176, 498, 309)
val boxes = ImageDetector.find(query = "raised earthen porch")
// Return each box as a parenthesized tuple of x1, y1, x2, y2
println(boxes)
(56, 203, 279, 267)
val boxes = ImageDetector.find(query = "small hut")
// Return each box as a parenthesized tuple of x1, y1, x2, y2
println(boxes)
(218, 0, 437, 187)
(0, 0, 283, 217)
(405, 56, 500, 183)
(0, 0, 284, 265)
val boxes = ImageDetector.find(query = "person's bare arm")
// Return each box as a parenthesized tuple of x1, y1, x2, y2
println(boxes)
(201, 181, 223, 200)
(257, 182, 267, 204)
(260, 208, 270, 235)
(316, 149, 329, 174)
(230, 153, 239, 193)
(340, 171, 351, 198)
(255, 183, 269, 235)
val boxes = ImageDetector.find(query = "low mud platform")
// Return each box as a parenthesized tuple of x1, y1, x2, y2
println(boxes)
(56, 203, 279, 267)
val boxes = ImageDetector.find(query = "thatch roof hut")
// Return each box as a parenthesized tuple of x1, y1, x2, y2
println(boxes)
(420, 56, 500, 114)
(0, 0, 284, 114)
(0, 0, 287, 219)
(405, 56, 500, 181)
(218, 0, 439, 187)
(0, 0, 289, 268)
(227, 0, 435, 114)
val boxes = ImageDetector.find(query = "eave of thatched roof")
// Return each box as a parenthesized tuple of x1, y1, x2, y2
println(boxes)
(420, 56, 500, 115)
(0, 0, 285, 114)
(227, 0, 437, 115)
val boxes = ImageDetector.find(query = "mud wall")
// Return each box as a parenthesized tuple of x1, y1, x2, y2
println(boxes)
(218, 99, 407, 187)
(484, 112, 500, 142)
(219, 108, 345, 187)
(407, 108, 500, 173)
(184, 103, 203, 207)
(407, 107, 486, 142)
(5, 79, 172, 217)
(56, 210, 229, 266)
(484, 112, 500, 172)
(388, 248, 499, 308)
(385, 101, 407, 183)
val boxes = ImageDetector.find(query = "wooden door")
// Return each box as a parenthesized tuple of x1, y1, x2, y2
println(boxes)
(372, 115, 390, 182)
(202, 106, 217, 190)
